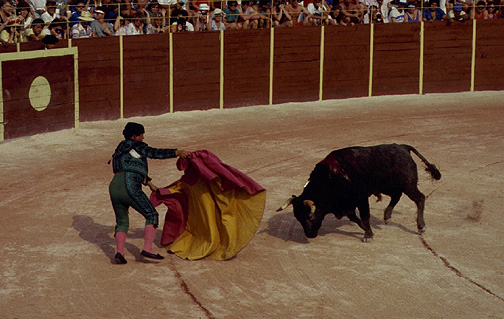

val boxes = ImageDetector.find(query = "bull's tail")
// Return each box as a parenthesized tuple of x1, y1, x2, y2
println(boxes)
(404, 145, 442, 180)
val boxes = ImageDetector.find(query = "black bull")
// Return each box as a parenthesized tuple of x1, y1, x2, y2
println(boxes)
(277, 144, 441, 240)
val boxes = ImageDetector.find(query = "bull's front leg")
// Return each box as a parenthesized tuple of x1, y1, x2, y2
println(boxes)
(357, 199, 373, 241)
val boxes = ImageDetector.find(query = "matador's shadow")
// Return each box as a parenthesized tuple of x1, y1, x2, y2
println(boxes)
(72, 215, 164, 264)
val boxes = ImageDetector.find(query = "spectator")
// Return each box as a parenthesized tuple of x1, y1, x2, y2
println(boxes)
(306, 0, 328, 25)
(90, 6, 114, 35)
(114, 13, 128, 35)
(404, 3, 420, 21)
(190, 0, 209, 12)
(71, 9, 94, 37)
(41, 0, 60, 24)
(0, 0, 15, 25)
(208, 7, 225, 29)
(99, 0, 118, 20)
(447, 2, 469, 21)
(486, 1, 499, 19)
(170, 10, 194, 31)
(146, 0, 160, 16)
(69, 0, 89, 26)
(380, 0, 391, 23)
(340, 0, 363, 24)
(125, 11, 144, 34)
(272, 0, 293, 27)
(238, 0, 261, 28)
(47, 18, 67, 38)
(328, 5, 345, 24)
(422, 0, 446, 21)
(0, 18, 20, 44)
(471, 0, 487, 19)
(223, 0, 242, 29)
(285, 0, 310, 26)
(256, 0, 271, 28)
(168, 0, 189, 25)
(25, 17, 46, 40)
(144, 10, 166, 33)
(16, 1, 34, 28)
(193, 2, 209, 30)
(389, 0, 406, 23)
(29, 0, 47, 17)
(363, 4, 384, 23)
(41, 33, 58, 47)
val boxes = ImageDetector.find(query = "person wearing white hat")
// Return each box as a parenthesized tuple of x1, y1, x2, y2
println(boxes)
(208, 7, 225, 30)
(71, 10, 94, 38)
(194, 2, 210, 30)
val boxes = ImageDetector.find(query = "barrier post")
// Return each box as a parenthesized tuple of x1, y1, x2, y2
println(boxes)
(269, 26, 274, 105)
(368, 23, 374, 97)
(119, 33, 124, 118)
(319, 25, 325, 101)
(169, 31, 174, 113)
(471, 19, 476, 92)
(419, 21, 424, 95)
(220, 29, 224, 109)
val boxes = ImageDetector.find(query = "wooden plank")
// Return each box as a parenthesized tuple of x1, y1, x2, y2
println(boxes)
(2, 56, 75, 139)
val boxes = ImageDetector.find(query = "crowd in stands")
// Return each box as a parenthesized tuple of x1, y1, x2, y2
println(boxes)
(0, 0, 503, 43)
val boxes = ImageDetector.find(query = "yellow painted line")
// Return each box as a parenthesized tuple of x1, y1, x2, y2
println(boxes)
(319, 25, 324, 101)
(220, 29, 224, 109)
(169, 32, 174, 113)
(471, 20, 476, 92)
(119, 34, 124, 118)
(269, 27, 274, 105)
(419, 21, 424, 95)
(368, 23, 374, 97)
(74, 50, 79, 129)
(0, 47, 79, 142)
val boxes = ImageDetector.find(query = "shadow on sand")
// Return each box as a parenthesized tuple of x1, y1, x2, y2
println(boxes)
(262, 209, 418, 243)
(72, 215, 165, 264)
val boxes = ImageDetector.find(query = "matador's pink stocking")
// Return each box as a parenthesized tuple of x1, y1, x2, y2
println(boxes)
(143, 224, 156, 254)
(116, 231, 127, 256)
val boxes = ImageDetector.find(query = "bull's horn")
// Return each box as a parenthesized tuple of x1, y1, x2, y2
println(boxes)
(276, 196, 295, 212)
(304, 200, 316, 216)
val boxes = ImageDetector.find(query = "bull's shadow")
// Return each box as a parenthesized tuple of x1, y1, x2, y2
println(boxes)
(72, 215, 165, 264)
(263, 209, 417, 243)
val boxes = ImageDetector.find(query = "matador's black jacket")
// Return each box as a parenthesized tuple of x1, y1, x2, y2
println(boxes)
(110, 139, 178, 228)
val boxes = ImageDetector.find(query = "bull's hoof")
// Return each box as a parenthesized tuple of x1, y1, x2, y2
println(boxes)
(384, 219, 390, 225)
(417, 227, 425, 234)
(362, 233, 374, 242)
(362, 236, 373, 243)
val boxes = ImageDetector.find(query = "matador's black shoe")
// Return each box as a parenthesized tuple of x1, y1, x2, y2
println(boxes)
(114, 253, 127, 264)
(141, 250, 165, 260)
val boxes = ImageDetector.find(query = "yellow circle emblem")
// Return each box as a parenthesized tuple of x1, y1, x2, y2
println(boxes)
(29, 76, 51, 112)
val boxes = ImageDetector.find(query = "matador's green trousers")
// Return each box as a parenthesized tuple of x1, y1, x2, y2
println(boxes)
(109, 172, 159, 234)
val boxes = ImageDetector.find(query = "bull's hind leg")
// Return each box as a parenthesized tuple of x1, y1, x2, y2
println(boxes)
(384, 193, 402, 223)
(405, 188, 426, 232)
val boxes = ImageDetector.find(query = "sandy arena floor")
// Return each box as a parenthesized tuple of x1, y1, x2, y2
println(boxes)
(1, 92, 504, 318)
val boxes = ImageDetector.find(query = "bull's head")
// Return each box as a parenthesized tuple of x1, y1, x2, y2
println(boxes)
(277, 196, 321, 238)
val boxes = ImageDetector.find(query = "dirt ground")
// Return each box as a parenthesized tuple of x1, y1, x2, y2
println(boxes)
(1, 92, 504, 319)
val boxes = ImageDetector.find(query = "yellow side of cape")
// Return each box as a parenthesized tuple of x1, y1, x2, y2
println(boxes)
(166, 179, 266, 260)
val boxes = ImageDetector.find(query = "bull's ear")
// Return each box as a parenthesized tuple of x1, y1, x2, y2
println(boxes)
(276, 195, 296, 211)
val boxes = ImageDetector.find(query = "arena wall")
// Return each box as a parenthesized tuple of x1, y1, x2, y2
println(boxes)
(1, 20, 504, 141)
